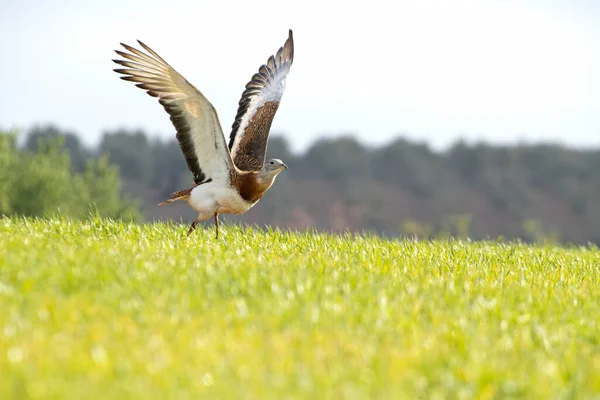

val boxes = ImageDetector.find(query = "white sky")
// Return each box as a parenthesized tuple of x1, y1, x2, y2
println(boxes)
(1, 0, 599, 151)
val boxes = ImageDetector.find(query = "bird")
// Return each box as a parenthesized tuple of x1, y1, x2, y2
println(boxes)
(112, 30, 294, 239)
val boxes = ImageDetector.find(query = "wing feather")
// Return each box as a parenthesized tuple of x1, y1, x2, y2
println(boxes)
(113, 40, 233, 184)
(228, 30, 294, 171)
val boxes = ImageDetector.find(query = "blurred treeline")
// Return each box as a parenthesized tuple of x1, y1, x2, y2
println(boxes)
(0, 128, 139, 221)
(4, 124, 600, 245)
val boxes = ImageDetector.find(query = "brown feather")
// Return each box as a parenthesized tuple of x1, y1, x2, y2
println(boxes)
(232, 172, 269, 203)
(228, 30, 294, 171)
(232, 101, 279, 171)
(169, 183, 197, 199)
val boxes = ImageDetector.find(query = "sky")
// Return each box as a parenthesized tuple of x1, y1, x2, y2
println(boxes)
(1, 0, 599, 152)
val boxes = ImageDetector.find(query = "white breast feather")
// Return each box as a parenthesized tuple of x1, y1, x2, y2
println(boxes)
(188, 181, 254, 215)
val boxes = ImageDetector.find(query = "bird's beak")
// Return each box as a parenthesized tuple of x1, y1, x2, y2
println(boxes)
(283, 163, 288, 170)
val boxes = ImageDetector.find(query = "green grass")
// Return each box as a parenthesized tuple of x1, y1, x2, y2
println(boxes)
(1, 216, 599, 399)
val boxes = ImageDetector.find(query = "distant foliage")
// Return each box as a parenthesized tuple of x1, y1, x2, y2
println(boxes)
(24, 124, 92, 172)
(0, 130, 140, 220)
(99, 129, 154, 185)
(9, 123, 600, 244)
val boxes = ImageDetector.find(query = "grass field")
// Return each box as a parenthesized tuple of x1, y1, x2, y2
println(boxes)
(0, 216, 599, 399)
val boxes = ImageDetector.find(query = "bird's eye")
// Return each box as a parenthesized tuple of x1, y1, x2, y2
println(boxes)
(270, 161, 274, 165)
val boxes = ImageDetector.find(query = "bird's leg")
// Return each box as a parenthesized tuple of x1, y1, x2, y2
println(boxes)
(214, 213, 220, 239)
(187, 219, 201, 236)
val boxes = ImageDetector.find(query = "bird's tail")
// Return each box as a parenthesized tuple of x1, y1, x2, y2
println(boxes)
(158, 186, 196, 206)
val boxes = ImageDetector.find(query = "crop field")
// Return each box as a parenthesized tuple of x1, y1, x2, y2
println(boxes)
(0, 216, 599, 399)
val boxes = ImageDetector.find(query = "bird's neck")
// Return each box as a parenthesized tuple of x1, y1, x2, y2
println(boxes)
(236, 171, 276, 203)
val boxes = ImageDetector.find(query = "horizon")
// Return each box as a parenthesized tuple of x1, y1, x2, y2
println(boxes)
(13, 121, 600, 156)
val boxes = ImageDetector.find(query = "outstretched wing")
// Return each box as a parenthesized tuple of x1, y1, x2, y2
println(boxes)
(113, 40, 233, 184)
(228, 30, 294, 171)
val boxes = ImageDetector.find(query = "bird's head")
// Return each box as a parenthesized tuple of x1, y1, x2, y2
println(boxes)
(264, 158, 288, 173)
(259, 158, 288, 180)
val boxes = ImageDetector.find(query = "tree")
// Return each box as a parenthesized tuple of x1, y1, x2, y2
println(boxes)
(25, 124, 91, 171)
(300, 136, 371, 184)
(99, 129, 153, 185)
(371, 137, 441, 196)
(0, 130, 140, 220)
(150, 138, 191, 197)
